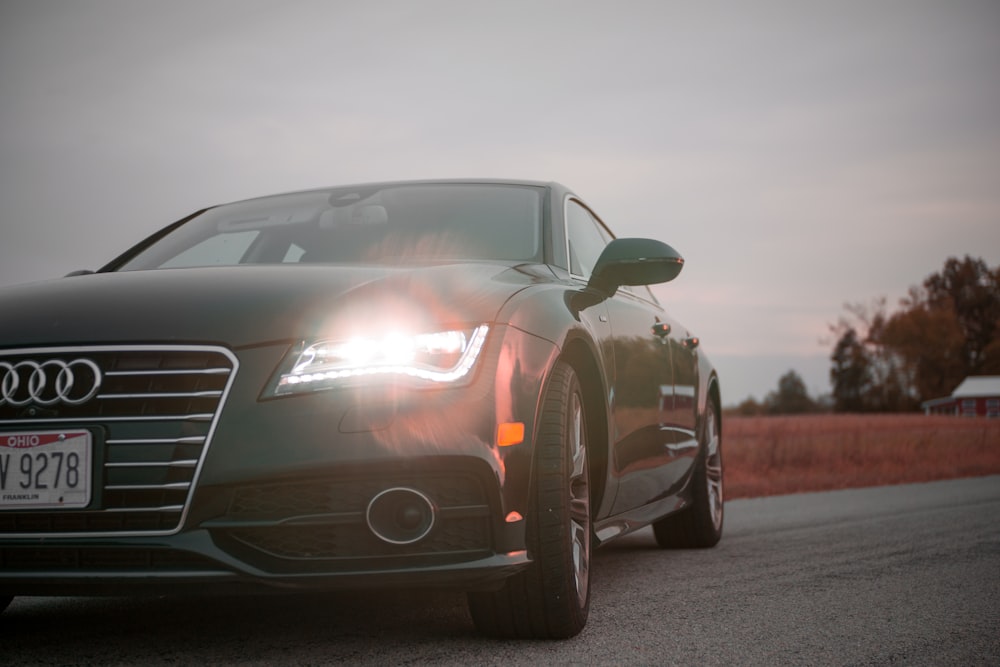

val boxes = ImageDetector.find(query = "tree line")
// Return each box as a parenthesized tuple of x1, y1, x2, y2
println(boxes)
(830, 255, 999, 412)
(733, 255, 1000, 416)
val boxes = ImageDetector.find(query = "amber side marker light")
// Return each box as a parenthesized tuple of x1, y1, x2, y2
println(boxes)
(497, 422, 525, 447)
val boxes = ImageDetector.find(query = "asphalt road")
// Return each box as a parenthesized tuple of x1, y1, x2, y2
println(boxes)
(4, 475, 999, 666)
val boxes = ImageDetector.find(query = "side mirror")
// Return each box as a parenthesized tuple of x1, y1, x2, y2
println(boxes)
(587, 238, 684, 297)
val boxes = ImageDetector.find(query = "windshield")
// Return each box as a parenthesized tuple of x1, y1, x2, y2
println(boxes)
(117, 183, 544, 270)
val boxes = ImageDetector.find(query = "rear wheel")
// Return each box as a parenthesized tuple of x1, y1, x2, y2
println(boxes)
(654, 400, 723, 548)
(468, 361, 591, 639)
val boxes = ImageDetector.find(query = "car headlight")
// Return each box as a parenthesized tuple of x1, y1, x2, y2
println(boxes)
(266, 325, 490, 396)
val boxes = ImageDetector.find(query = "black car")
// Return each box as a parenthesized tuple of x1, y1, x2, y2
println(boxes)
(0, 180, 722, 638)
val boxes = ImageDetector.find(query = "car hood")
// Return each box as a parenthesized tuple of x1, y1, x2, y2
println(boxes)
(0, 263, 553, 349)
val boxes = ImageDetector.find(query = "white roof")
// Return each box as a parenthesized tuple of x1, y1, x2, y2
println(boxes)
(952, 376, 1000, 398)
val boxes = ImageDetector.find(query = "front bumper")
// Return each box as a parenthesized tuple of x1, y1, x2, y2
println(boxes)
(0, 325, 557, 596)
(1, 458, 531, 595)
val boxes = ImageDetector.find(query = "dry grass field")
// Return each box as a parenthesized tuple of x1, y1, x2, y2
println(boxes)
(723, 414, 1000, 499)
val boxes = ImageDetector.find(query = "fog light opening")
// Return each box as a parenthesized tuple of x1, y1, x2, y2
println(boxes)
(366, 487, 437, 545)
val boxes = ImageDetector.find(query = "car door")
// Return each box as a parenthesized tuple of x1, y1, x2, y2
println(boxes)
(663, 321, 699, 450)
(606, 285, 703, 515)
(563, 200, 685, 515)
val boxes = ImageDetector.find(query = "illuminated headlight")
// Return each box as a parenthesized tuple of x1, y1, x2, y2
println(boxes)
(267, 325, 489, 396)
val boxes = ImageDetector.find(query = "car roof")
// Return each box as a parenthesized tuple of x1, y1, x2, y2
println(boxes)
(217, 179, 572, 208)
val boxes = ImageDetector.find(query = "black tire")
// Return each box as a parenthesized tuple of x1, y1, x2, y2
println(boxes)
(0, 595, 12, 614)
(653, 400, 723, 548)
(468, 361, 592, 639)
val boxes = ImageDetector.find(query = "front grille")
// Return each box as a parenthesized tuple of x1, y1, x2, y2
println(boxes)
(0, 346, 237, 536)
(218, 473, 492, 566)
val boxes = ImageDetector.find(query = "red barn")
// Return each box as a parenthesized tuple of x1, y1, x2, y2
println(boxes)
(922, 376, 1000, 418)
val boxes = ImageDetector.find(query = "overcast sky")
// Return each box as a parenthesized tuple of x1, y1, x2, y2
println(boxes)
(2, 0, 999, 404)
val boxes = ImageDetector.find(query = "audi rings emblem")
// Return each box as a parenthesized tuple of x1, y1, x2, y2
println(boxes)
(0, 358, 103, 407)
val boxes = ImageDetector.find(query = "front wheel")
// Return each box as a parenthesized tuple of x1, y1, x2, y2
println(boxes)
(653, 400, 723, 548)
(468, 360, 591, 639)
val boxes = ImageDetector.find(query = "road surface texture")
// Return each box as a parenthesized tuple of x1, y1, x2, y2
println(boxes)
(3, 475, 998, 665)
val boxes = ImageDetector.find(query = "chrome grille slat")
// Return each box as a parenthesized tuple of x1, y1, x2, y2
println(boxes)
(106, 460, 199, 468)
(106, 436, 207, 445)
(102, 505, 185, 513)
(105, 482, 192, 491)
(0, 414, 216, 425)
(0, 345, 238, 538)
(105, 368, 231, 377)
(97, 391, 224, 400)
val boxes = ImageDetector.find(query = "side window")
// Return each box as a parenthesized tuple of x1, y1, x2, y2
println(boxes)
(566, 200, 612, 279)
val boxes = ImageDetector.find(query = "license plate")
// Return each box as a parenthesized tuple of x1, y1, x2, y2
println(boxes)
(0, 430, 92, 509)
